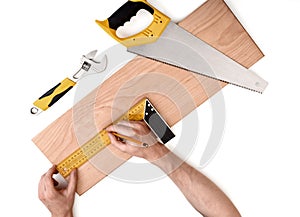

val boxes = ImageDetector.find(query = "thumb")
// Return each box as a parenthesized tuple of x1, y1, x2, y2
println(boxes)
(67, 168, 78, 194)
(108, 133, 127, 152)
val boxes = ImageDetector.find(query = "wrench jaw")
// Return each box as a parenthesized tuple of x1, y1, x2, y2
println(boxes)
(85, 50, 98, 59)
(93, 54, 107, 73)
(73, 51, 108, 80)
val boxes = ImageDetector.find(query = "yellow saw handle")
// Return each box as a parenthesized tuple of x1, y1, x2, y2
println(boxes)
(31, 78, 76, 114)
(96, 0, 170, 47)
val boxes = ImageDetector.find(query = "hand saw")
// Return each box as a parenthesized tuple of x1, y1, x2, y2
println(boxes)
(31, 50, 107, 115)
(96, 0, 268, 93)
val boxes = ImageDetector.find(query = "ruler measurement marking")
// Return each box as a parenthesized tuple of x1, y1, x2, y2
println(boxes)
(57, 100, 146, 177)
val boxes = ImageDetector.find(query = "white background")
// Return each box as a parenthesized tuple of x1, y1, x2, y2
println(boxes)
(0, 0, 300, 216)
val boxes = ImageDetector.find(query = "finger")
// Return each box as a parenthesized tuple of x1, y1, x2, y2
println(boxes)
(38, 175, 46, 200)
(123, 138, 142, 148)
(67, 168, 78, 195)
(117, 120, 134, 128)
(46, 165, 58, 176)
(44, 165, 58, 190)
(38, 174, 46, 189)
(125, 121, 151, 135)
(106, 123, 130, 133)
(119, 121, 150, 133)
(106, 124, 135, 137)
(128, 120, 148, 128)
(108, 133, 143, 155)
(108, 133, 128, 152)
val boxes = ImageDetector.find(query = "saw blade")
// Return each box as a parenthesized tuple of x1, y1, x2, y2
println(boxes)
(128, 22, 268, 93)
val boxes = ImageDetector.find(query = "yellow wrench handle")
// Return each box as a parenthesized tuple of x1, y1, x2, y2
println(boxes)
(96, 0, 170, 47)
(33, 78, 76, 112)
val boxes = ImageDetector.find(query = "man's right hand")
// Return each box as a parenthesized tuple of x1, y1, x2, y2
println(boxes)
(106, 121, 170, 162)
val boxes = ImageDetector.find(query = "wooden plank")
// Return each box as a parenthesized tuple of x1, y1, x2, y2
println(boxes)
(32, 0, 264, 195)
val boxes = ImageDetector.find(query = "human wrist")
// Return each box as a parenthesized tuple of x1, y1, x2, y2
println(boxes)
(144, 143, 170, 161)
(51, 211, 73, 217)
(151, 147, 184, 175)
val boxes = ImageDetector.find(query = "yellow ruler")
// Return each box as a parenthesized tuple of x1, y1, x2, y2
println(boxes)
(56, 98, 175, 177)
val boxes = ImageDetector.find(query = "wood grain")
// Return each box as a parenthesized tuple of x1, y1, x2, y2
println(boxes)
(32, 0, 264, 195)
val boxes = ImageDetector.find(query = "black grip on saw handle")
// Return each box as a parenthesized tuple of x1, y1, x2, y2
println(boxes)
(107, 0, 154, 30)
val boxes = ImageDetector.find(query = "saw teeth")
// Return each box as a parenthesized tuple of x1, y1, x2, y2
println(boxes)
(131, 52, 263, 94)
